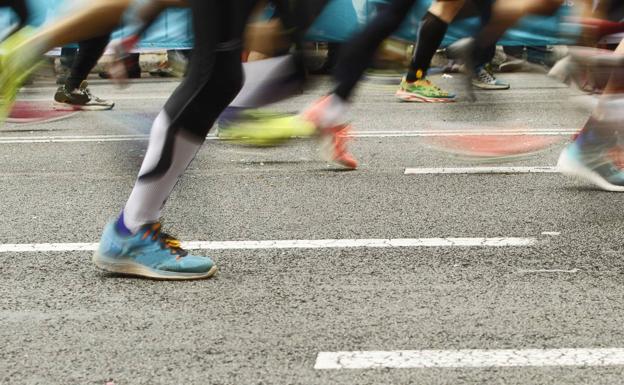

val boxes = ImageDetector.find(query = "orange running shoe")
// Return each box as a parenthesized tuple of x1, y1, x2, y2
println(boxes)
(303, 96, 358, 170)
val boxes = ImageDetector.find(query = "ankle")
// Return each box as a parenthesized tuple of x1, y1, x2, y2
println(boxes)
(115, 213, 134, 236)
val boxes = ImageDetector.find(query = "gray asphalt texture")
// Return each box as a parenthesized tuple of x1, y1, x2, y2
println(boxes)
(2, 73, 624, 385)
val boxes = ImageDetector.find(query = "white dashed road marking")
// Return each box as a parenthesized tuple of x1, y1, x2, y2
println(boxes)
(314, 349, 624, 369)
(0, 129, 576, 144)
(0, 237, 535, 253)
(405, 167, 559, 175)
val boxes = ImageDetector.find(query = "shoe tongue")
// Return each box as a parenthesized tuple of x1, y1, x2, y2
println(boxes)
(79, 80, 89, 90)
(480, 68, 494, 82)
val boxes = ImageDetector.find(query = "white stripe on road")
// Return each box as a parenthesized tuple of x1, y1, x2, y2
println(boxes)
(0, 134, 150, 144)
(0, 130, 576, 144)
(0, 237, 535, 253)
(518, 268, 580, 273)
(405, 167, 559, 175)
(355, 129, 576, 134)
(314, 349, 624, 369)
(19, 95, 172, 102)
(352, 129, 577, 138)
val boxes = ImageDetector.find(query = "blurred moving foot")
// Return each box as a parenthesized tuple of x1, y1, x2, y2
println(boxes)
(498, 58, 525, 72)
(472, 64, 510, 90)
(445, 38, 477, 100)
(303, 97, 358, 170)
(99, 67, 141, 79)
(54, 80, 114, 111)
(558, 139, 624, 192)
(395, 77, 455, 102)
(149, 61, 176, 77)
(150, 50, 188, 78)
(93, 221, 217, 280)
(218, 108, 316, 147)
(99, 53, 141, 79)
(549, 53, 608, 94)
(0, 27, 42, 123)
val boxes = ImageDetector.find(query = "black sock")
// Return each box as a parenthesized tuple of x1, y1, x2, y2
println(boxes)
(407, 11, 448, 82)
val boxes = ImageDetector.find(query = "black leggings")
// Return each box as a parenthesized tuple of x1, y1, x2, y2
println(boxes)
(333, 0, 422, 100)
(66, 34, 111, 90)
(163, 0, 257, 138)
(131, 0, 259, 182)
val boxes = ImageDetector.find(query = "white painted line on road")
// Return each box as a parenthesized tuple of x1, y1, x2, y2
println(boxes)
(314, 348, 624, 369)
(0, 129, 576, 144)
(519, 268, 579, 273)
(356, 129, 576, 134)
(19, 95, 172, 102)
(0, 134, 150, 144)
(541, 231, 561, 236)
(405, 167, 559, 175)
(185, 237, 536, 249)
(353, 129, 577, 138)
(0, 237, 535, 253)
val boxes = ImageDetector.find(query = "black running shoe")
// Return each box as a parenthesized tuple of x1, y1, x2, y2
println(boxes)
(53, 80, 114, 111)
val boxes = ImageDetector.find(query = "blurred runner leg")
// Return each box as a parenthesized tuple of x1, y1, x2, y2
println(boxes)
(217, 0, 331, 146)
(53, 35, 115, 111)
(302, 0, 458, 169)
(397, 0, 461, 102)
(558, 38, 624, 191)
(95, 0, 258, 279)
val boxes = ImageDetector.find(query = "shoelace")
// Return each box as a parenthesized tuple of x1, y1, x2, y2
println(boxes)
(478, 66, 497, 83)
(141, 223, 188, 257)
(81, 86, 107, 103)
(420, 79, 444, 92)
(80, 86, 95, 100)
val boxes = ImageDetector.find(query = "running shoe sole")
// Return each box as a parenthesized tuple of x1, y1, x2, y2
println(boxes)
(471, 80, 510, 90)
(53, 101, 115, 111)
(395, 89, 455, 103)
(557, 147, 624, 192)
(93, 251, 218, 280)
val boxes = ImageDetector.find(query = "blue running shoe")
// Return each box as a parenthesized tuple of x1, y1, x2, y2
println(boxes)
(93, 221, 217, 279)
(558, 140, 624, 192)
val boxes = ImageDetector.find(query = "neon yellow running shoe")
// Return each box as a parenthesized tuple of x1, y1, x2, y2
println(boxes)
(395, 77, 455, 103)
(218, 109, 316, 147)
(0, 27, 43, 124)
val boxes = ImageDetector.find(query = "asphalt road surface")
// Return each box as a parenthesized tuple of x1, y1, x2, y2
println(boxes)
(2, 73, 624, 385)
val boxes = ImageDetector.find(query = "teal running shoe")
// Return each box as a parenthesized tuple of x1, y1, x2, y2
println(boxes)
(558, 140, 624, 192)
(93, 221, 217, 280)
